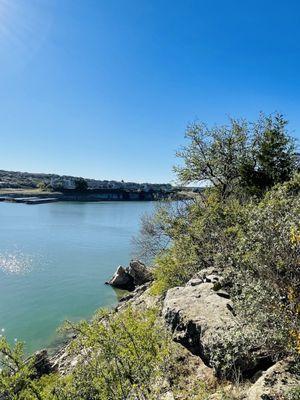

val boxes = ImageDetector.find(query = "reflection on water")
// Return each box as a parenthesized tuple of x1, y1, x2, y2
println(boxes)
(0, 248, 35, 275)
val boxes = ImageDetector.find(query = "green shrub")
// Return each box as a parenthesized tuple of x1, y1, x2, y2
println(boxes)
(286, 386, 300, 400)
(233, 175, 300, 359)
(1, 307, 175, 400)
(52, 307, 174, 400)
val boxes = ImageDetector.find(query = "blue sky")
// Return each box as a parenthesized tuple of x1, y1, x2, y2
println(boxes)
(0, 0, 300, 183)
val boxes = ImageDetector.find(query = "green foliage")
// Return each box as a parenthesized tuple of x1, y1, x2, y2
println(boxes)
(286, 386, 300, 400)
(234, 175, 300, 355)
(0, 337, 47, 400)
(240, 114, 296, 195)
(74, 177, 88, 192)
(151, 245, 199, 294)
(150, 193, 246, 294)
(0, 307, 174, 399)
(175, 118, 249, 198)
(57, 307, 173, 400)
(175, 113, 296, 198)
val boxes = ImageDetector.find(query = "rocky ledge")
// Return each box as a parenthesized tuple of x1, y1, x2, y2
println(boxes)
(38, 265, 299, 400)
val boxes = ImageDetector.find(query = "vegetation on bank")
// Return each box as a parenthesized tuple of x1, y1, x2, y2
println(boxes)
(1, 113, 299, 399)
(140, 113, 300, 375)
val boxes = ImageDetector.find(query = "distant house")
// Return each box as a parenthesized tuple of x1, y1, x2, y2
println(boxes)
(50, 177, 76, 190)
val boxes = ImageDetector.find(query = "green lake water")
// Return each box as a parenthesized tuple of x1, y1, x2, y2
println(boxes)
(0, 201, 154, 354)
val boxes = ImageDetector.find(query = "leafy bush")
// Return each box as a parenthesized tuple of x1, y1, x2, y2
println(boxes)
(54, 307, 173, 400)
(150, 193, 246, 293)
(0, 307, 175, 400)
(233, 175, 300, 359)
(0, 337, 58, 400)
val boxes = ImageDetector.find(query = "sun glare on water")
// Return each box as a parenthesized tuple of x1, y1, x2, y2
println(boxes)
(0, 249, 35, 275)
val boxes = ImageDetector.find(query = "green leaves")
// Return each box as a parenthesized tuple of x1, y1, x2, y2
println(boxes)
(0, 308, 174, 400)
(175, 113, 297, 199)
(0, 337, 44, 400)
(55, 307, 173, 400)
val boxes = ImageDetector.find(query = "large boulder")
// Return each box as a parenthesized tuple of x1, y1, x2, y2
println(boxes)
(106, 260, 152, 291)
(246, 358, 299, 400)
(105, 265, 134, 291)
(162, 282, 236, 364)
(127, 260, 153, 286)
(163, 281, 276, 378)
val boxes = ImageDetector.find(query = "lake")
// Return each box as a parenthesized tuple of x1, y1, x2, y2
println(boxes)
(0, 201, 154, 354)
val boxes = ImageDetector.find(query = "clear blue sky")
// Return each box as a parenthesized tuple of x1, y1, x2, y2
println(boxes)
(0, 0, 300, 183)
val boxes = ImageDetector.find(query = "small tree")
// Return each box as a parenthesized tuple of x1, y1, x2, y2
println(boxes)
(175, 113, 297, 198)
(175, 118, 249, 199)
(74, 178, 88, 192)
(240, 113, 296, 195)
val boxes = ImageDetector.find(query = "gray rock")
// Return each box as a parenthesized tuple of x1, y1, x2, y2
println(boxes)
(50, 343, 80, 375)
(105, 265, 134, 290)
(127, 260, 153, 286)
(162, 282, 236, 363)
(159, 392, 175, 400)
(215, 289, 230, 299)
(117, 283, 161, 313)
(205, 274, 219, 283)
(106, 260, 152, 291)
(187, 278, 203, 286)
(195, 267, 220, 281)
(246, 358, 299, 399)
(187, 268, 222, 286)
(162, 282, 274, 378)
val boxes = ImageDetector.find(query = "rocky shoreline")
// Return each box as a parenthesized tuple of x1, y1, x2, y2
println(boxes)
(28, 262, 299, 400)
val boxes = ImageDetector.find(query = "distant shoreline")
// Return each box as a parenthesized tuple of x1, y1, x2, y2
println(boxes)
(0, 188, 194, 202)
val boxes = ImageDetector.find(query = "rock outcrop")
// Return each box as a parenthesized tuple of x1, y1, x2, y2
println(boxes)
(31, 349, 54, 377)
(106, 260, 153, 291)
(162, 280, 236, 364)
(162, 272, 273, 378)
(127, 260, 153, 286)
(246, 358, 299, 400)
(106, 265, 135, 291)
(50, 343, 80, 375)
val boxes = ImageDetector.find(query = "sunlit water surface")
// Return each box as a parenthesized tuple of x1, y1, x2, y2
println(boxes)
(0, 201, 154, 353)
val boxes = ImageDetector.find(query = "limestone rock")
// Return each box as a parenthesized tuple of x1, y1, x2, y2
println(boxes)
(162, 282, 274, 378)
(246, 358, 299, 400)
(127, 260, 153, 286)
(162, 282, 236, 363)
(50, 342, 81, 375)
(117, 283, 162, 313)
(105, 265, 134, 291)
(187, 267, 222, 287)
(106, 260, 152, 291)
(186, 278, 203, 286)
(205, 274, 220, 283)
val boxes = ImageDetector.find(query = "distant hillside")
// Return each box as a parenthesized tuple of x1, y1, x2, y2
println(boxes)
(0, 170, 173, 192)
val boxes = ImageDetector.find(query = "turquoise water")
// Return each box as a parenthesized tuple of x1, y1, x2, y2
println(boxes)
(0, 201, 153, 353)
